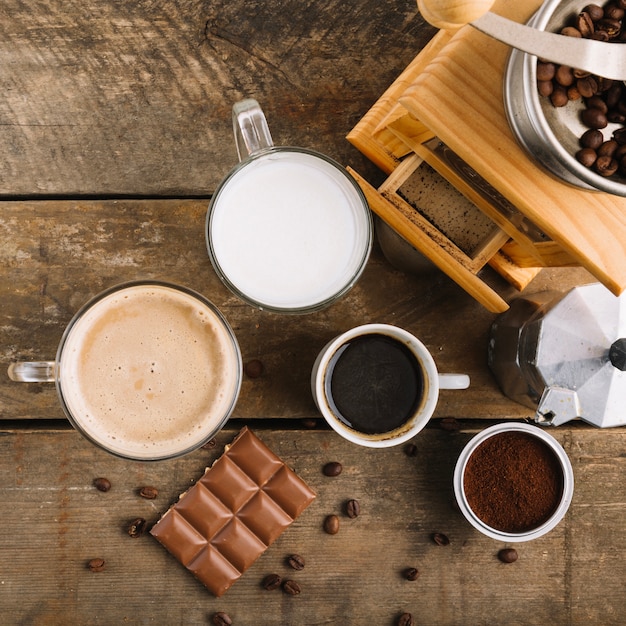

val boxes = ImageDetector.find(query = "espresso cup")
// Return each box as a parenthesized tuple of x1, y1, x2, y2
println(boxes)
(206, 98, 373, 314)
(311, 324, 470, 447)
(7, 281, 242, 461)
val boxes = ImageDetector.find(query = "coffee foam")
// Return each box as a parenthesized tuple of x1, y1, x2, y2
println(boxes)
(58, 284, 240, 459)
(209, 150, 370, 310)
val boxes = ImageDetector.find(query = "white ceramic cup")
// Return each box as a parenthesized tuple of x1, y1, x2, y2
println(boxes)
(453, 422, 574, 542)
(311, 324, 470, 447)
(206, 98, 373, 314)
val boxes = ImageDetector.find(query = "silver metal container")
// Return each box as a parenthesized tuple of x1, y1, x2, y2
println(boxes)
(504, 0, 626, 196)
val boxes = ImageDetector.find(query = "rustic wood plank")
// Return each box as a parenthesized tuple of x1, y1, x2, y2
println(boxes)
(0, 199, 595, 422)
(0, 0, 435, 196)
(0, 425, 624, 625)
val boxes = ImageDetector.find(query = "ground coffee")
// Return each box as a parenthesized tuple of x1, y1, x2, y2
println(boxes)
(463, 431, 563, 533)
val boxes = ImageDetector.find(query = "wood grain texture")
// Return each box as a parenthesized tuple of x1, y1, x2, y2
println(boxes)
(0, 425, 625, 625)
(0, 0, 435, 196)
(0, 199, 595, 421)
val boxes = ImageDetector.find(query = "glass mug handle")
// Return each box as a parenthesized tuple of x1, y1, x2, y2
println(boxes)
(232, 99, 274, 161)
(8, 361, 56, 383)
(438, 373, 470, 390)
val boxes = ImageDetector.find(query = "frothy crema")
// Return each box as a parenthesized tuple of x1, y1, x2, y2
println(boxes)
(208, 149, 372, 312)
(57, 284, 241, 460)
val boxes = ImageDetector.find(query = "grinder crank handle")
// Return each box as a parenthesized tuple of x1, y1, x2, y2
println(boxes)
(416, 0, 496, 30)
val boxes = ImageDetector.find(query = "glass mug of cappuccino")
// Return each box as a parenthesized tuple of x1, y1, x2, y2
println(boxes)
(311, 324, 470, 447)
(7, 281, 242, 461)
(206, 98, 373, 314)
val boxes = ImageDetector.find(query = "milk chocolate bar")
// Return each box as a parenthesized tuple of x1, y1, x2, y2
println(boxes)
(150, 427, 315, 596)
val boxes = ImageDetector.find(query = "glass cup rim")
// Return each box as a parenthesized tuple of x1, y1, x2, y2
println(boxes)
(205, 146, 373, 314)
(311, 324, 439, 448)
(55, 280, 242, 461)
(453, 422, 574, 541)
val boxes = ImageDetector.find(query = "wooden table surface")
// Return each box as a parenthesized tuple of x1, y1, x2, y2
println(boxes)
(1, 2, 625, 624)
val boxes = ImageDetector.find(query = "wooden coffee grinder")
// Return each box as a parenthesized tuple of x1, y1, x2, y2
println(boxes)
(347, 0, 626, 312)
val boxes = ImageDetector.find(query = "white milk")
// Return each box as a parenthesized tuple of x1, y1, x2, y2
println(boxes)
(208, 150, 371, 310)
(58, 284, 240, 459)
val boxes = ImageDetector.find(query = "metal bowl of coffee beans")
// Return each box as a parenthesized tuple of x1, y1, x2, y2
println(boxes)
(504, 0, 626, 196)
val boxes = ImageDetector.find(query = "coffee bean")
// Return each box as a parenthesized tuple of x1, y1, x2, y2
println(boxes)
(87, 558, 106, 572)
(432, 532, 450, 546)
(287, 554, 305, 570)
(403, 442, 418, 457)
(201, 438, 217, 449)
(282, 579, 302, 596)
(138, 486, 158, 500)
(323, 514, 340, 535)
(577, 10, 595, 37)
(345, 499, 360, 519)
(322, 461, 342, 477)
(576, 148, 597, 167)
(584, 3, 605, 21)
(398, 612, 415, 626)
(555, 65, 574, 87)
(212, 612, 232, 626)
(536, 61, 556, 81)
(498, 548, 519, 563)
(300, 418, 318, 429)
(261, 573, 282, 591)
(404, 567, 420, 581)
(127, 517, 147, 538)
(93, 477, 111, 492)
(581, 107, 608, 129)
(580, 128, 604, 149)
(595, 154, 618, 176)
(550, 85, 569, 107)
(439, 417, 460, 431)
(244, 359, 264, 379)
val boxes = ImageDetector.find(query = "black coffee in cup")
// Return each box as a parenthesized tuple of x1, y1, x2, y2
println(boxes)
(325, 333, 424, 434)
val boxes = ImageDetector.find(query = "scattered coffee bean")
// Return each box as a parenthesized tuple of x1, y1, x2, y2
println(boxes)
(439, 417, 460, 431)
(287, 554, 305, 570)
(201, 438, 217, 449)
(262, 573, 282, 590)
(398, 612, 415, 626)
(244, 359, 264, 378)
(323, 514, 340, 535)
(498, 548, 519, 563)
(403, 442, 418, 457)
(282, 579, 302, 596)
(432, 532, 450, 546)
(138, 486, 158, 500)
(322, 461, 342, 477)
(127, 517, 147, 538)
(93, 477, 111, 492)
(345, 499, 360, 519)
(404, 567, 420, 581)
(212, 611, 232, 626)
(87, 558, 106, 572)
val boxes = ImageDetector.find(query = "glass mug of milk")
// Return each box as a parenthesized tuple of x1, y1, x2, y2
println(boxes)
(7, 281, 242, 461)
(206, 99, 373, 314)
(311, 324, 470, 447)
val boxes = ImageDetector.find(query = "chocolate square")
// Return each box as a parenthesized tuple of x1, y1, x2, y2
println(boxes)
(150, 427, 315, 596)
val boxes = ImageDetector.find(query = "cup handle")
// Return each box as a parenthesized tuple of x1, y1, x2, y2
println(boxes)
(232, 99, 274, 161)
(438, 373, 470, 390)
(7, 361, 56, 383)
